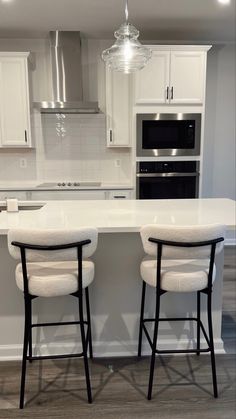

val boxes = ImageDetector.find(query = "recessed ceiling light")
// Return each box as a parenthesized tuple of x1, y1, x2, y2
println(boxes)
(218, 0, 231, 4)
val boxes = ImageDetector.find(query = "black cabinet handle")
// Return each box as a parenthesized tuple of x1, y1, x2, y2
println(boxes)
(171, 86, 174, 100)
(166, 86, 169, 100)
(113, 196, 126, 199)
(24, 130, 27, 143)
(109, 129, 113, 143)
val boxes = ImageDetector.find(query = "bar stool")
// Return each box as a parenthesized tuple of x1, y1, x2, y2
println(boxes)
(8, 227, 98, 409)
(138, 224, 225, 400)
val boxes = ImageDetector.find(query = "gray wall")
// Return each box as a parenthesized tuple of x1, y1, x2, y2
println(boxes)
(203, 44, 236, 200)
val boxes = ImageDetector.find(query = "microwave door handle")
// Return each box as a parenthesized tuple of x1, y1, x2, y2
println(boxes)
(136, 172, 199, 178)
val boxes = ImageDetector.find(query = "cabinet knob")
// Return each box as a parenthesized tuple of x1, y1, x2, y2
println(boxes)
(24, 130, 27, 143)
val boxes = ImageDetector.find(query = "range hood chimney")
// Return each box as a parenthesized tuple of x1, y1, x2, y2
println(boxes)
(34, 31, 99, 114)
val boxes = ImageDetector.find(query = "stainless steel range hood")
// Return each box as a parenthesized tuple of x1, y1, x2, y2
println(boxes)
(34, 31, 99, 114)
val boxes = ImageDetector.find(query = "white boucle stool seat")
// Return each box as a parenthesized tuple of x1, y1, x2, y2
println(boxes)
(140, 258, 216, 292)
(15, 260, 94, 297)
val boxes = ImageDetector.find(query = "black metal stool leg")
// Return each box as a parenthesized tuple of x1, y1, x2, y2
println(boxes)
(19, 296, 31, 409)
(78, 294, 92, 403)
(138, 281, 146, 357)
(197, 291, 201, 356)
(147, 290, 161, 400)
(28, 298, 32, 363)
(207, 289, 218, 398)
(85, 287, 93, 359)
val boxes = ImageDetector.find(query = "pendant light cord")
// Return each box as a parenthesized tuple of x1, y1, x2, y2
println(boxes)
(125, 0, 129, 23)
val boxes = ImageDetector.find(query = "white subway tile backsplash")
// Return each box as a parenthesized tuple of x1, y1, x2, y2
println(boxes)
(0, 112, 132, 184)
(0, 151, 37, 182)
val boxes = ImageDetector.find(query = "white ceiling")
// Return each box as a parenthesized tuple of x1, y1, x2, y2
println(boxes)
(0, 0, 235, 42)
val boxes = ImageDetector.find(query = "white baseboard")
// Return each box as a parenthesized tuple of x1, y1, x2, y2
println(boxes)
(225, 239, 236, 246)
(0, 338, 225, 361)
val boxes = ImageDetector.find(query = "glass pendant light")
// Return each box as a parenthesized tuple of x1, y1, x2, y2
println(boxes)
(102, 0, 152, 73)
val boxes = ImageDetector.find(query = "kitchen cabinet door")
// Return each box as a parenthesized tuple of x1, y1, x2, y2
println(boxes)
(0, 191, 28, 201)
(0, 53, 31, 148)
(134, 47, 209, 106)
(30, 190, 106, 200)
(106, 67, 131, 147)
(134, 51, 170, 104)
(169, 51, 206, 104)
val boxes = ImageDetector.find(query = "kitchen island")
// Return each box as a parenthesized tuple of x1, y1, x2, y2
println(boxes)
(0, 198, 235, 360)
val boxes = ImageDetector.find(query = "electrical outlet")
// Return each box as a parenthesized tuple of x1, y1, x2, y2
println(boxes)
(115, 159, 121, 168)
(20, 158, 27, 169)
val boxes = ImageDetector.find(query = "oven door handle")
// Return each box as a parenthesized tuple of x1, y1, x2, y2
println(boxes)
(136, 172, 199, 178)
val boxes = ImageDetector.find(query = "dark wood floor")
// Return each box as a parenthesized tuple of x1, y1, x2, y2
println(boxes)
(222, 247, 236, 354)
(0, 247, 235, 419)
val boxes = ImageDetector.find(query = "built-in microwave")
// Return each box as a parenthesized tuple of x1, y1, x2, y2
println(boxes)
(137, 113, 201, 157)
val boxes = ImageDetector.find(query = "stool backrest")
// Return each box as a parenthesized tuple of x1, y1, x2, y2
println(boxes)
(140, 224, 225, 259)
(8, 228, 98, 262)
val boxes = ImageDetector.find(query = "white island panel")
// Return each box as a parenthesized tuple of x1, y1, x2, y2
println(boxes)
(0, 198, 235, 359)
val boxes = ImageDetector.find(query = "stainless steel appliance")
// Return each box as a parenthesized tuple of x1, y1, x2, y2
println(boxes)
(137, 113, 201, 157)
(136, 161, 199, 199)
(34, 31, 99, 114)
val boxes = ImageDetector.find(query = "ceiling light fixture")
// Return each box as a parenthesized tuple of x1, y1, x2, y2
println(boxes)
(101, 0, 152, 74)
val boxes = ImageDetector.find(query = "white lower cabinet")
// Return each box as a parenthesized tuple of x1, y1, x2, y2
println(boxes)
(30, 190, 132, 200)
(0, 191, 28, 201)
(0, 189, 133, 201)
(29, 190, 107, 200)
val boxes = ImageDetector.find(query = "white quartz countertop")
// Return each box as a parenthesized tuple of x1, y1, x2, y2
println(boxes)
(0, 198, 235, 235)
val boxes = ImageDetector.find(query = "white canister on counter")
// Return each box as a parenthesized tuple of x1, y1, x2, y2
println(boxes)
(6, 198, 19, 212)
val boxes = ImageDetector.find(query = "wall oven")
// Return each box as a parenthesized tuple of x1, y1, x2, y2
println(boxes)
(136, 161, 199, 200)
(137, 113, 201, 157)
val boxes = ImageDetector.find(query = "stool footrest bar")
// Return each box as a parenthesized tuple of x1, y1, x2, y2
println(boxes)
(141, 317, 211, 355)
(155, 348, 210, 354)
(27, 352, 84, 361)
(144, 317, 199, 323)
(32, 320, 88, 328)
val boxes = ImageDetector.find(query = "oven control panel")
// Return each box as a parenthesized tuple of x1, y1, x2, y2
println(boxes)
(137, 161, 198, 174)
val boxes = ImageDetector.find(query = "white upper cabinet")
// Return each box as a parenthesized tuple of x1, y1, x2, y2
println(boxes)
(134, 51, 170, 104)
(169, 51, 205, 104)
(134, 46, 210, 106)
(0, 52, 32, 148)
(105, 67, 131, 147)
